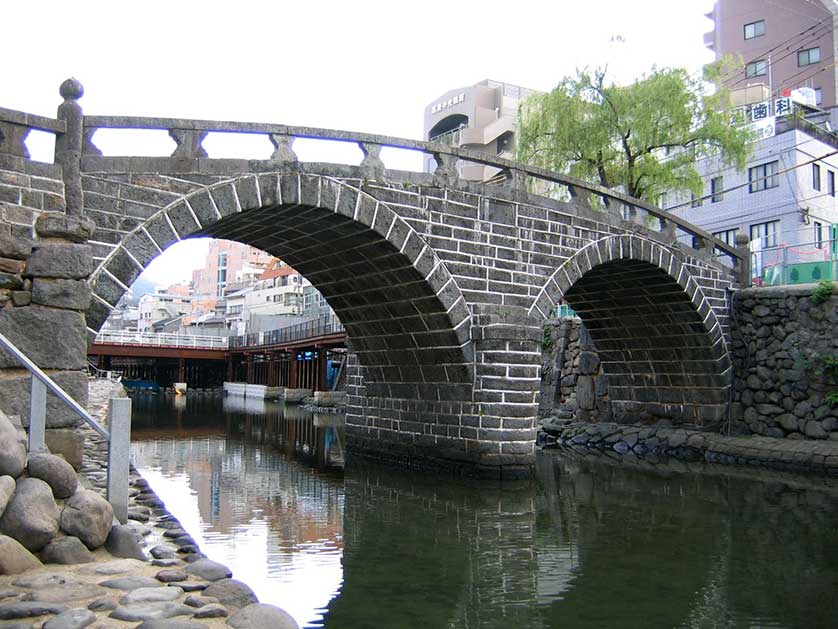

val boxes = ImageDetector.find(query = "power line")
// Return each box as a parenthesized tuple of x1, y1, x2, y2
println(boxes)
(665, 146, 838, 211)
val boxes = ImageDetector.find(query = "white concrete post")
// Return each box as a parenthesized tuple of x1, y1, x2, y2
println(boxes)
(107, 397, 132, 524)
(29, 377, 47, 453)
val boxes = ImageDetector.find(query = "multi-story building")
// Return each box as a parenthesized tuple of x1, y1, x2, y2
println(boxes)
(669, 114, 838, 285)
(705, 0, 837, 108)
(190, 240, 272, 314)
(422, 79, 536, 181)
(137, 289, 193, 333)
(243, 259, 308, 323)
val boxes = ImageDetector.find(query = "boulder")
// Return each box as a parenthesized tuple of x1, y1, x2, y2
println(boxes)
(120, 587, 184, 604)
(0, 477, 60, 551)
(42, 608, 97, 629)
(39, 536, 95, 564)
(185, 558, 232, 582)
(104, 524, 146, 560)
(0, 534, 43, 574)
(0, 475, 15, 518)
(27, 453, 78, 498)
(60, 489, 113, 549)
(202, 579, 258, 610)
(227, 604, 299, 629)
(45, 429, 85, 470)
(0, 414, 26, 479)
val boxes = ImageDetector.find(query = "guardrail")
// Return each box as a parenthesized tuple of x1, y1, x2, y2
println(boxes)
(95, 330, 229, 350)
(752, 237, 838, 286)
(0, 331, 131, 523)
(230, 316, 345, 349)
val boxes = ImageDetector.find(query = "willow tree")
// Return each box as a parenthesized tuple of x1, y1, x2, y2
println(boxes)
(516, 66, 750, 203)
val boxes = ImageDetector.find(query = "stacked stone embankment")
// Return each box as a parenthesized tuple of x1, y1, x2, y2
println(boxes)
(730, 284, 838, 440)
(0, 379, 300, 628)
(541, 419, 838, 474)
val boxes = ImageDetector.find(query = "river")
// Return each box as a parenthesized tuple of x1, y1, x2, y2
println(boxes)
(129, 391, 838, 628)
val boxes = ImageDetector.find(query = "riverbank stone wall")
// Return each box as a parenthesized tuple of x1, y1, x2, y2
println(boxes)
(540, 283, 838, 446)
(730, 284, 838, 440)
(539, 318, 610, 423)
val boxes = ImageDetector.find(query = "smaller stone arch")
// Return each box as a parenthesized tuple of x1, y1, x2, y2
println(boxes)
(529, 234, 732, 427)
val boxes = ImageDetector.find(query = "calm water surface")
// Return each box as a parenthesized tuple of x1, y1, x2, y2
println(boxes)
(130, 392, 838, 629)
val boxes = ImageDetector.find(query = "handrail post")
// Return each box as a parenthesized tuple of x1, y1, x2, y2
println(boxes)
(734, 233, 752, 288)
(107, 397, 132, 524)
(29, 377, 47, 453)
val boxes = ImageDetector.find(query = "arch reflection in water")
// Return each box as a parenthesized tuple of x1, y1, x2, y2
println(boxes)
(130, 393, 838, 628)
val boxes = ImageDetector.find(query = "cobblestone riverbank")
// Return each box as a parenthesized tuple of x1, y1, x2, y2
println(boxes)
(0, 379, 298, 628)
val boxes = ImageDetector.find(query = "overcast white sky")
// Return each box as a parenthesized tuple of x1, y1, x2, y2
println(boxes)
(3, 0, 716, 285)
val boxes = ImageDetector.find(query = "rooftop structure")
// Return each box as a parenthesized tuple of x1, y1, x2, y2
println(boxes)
(705, 0, 838, 108)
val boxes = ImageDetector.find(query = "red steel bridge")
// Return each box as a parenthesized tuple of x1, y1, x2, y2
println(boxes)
(89, 316, 346, 390)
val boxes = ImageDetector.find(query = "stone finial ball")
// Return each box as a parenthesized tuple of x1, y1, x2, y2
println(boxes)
(734, 232, 750, 247)
(59, 78, 84, 100)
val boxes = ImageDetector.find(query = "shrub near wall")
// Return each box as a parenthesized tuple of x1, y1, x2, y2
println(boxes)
(731, 283, 838, 440)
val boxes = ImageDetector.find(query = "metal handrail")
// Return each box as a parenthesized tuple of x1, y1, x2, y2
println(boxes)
(1, 331, 109, 440)
(95, 330, 229, 349)
(229, 315, 345, 349)
(0, 330, 132, 523)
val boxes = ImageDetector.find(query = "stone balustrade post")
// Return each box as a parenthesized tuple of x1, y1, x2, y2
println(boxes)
(54, 78, 85, 216)
(734, 232, 752, 287)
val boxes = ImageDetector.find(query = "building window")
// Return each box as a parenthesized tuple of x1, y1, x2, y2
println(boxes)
(749, 160, 779, 193)
(815, 221, 824, 249)
(750, 220, 779, 248)
(814, 163, 822, 191)
(815, 87, 823, 105)
(829, 170, 835, 196)
(712, 228, 739, 255)
(713, 229, 738, 246)
(711, 176, 724, 203)
(744, 20, 765, 40)
(798, 47, 820, 66)
(659, 192, 667, 208)
(691, 191, 703, 208)
(745, 60, 767, 77)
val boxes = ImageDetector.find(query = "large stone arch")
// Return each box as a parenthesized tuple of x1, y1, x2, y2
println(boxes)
(88, 171, 473, 388)
(529, 234, 732, 426)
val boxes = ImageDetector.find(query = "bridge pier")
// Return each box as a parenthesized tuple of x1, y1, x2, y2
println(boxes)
(345, 309, 541, 478)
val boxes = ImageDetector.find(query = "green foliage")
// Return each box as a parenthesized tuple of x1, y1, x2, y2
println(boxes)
(811, 279, 834, 305)
(827, 391, 838, 407)
(543, 326, 553, 351)
(516, 66, 751, 203)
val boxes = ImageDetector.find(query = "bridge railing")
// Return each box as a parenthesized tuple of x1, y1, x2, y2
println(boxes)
(79, 113, 749, 279)
(0, 84, 749, 281)
(229, 315, 345, 349)
(95, 330, 229, 350)
(0, 331, 132, 523)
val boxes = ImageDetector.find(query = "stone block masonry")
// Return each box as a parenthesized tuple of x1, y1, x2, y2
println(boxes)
(0, 212, 96, 463)
(0, 83, 748, 477)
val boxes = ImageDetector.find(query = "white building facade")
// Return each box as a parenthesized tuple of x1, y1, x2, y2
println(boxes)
(669, 119, 838, 285)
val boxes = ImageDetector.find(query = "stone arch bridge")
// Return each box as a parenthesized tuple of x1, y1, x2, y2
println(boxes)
(0, 81, 749, 477)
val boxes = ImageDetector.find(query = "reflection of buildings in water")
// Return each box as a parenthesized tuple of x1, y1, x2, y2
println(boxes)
(229, 407, 345, 470)
(222, 394, 266, 415)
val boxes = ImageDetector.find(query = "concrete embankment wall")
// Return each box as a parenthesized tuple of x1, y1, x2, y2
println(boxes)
(541, 283, 838, 443)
